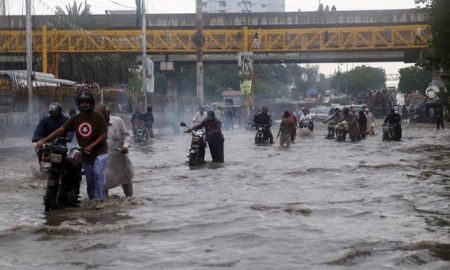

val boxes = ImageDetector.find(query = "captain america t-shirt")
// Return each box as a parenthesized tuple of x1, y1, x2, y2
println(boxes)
(63, 110, 108, 161)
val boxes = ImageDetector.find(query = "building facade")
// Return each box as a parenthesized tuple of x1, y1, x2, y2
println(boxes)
(202, 0, 285, 13)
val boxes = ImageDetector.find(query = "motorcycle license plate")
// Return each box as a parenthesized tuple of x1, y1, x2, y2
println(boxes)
(40, 162, 51, 172)
(50, 153, 63, 163)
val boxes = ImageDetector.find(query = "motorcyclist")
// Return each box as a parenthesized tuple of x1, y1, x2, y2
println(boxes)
(141, 106, 155, 138)
(193, 107, 207, 124)
(323, 108, 342, 138)
(299, 108, 314, 132)
(187, 111, 225, 163)
(253, 106, 274, 143)
(339, 108, 360, 141)
(32, 103, 72, 162)
(382, 108, 402, 141)
(32, 102, 71, 143)
(131, 109, 143, 136)
(35, 91, 108, 200)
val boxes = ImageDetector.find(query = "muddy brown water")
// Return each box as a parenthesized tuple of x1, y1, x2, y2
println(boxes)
(0, 123, 449, 269)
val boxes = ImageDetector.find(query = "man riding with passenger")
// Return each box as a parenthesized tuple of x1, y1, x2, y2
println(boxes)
(382, 108, 402, 141)
(253, 106, 274, 144)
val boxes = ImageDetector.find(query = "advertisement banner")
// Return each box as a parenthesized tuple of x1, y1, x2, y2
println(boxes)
(240, 79, 252, 95)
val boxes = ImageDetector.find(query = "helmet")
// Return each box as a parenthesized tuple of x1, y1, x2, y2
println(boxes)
(48, 102, 62, 113)
(76, 91, 95, 113)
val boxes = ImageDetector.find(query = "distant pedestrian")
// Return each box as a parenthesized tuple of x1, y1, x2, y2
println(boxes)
(142, 106, 155, 138)
(290, 111, 298, 142)
(278, 111, 294, 147)
(434, 106, 445, 129)
(358, 110, 367, 139)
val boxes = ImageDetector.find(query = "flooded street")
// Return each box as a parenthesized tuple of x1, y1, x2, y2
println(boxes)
(1, 122, 450, 269)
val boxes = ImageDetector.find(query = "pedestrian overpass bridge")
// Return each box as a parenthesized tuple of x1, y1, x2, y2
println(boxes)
(0, 9, 429, 73)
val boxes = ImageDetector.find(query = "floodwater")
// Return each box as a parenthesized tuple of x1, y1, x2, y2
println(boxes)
(0, 122, 449, 270)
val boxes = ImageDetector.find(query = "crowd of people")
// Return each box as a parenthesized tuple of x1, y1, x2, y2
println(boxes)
(32, 89, 446, 203)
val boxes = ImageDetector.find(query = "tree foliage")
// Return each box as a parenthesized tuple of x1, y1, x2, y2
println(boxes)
(53, 1, 134, 87)
(415, 0, 450, 70)
(163, 64, 326, 103)
(329, 66, 386, 97)
(54, 0, 93, 29)
(415, 0, 450, 106)
(398, 66, 432, 95)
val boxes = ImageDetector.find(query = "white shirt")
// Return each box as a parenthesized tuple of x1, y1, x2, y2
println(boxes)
(193, 111, 207, 123)
(300, 114, 312, 121)
(107, 115, 131, 152)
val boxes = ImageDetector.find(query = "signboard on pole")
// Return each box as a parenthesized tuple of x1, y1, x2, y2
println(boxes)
(146, 56, 154, 93)
(238, 52, 254, 78)
(240, 79, 252, 95)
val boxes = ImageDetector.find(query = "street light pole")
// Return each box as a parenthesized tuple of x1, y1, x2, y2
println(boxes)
(196, 0, 204, 105)
(141, 0, 147, 109)
(26, 0, 33, 117)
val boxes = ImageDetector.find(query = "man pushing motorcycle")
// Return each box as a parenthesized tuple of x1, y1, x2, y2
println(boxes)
(35, 91, 108, 200)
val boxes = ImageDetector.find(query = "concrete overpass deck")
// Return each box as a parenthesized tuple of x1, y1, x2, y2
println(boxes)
(0, 9, 426, 29)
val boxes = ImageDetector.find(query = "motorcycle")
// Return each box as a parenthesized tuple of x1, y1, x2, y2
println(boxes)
(37, 137, 82, 212)
(133, 120, 149, 143)
(335, 121, 348, 142)
(326, 123, 335, 139)
(382, 124, 397, 141)
(299, 119, 314, 132)
(254, 124, 271, 145)
(180, 122, 206, 166)
(298, 119, 314, 137)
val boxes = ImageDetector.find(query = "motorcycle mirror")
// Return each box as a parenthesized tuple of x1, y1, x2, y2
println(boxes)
(180, 122, 187, 127)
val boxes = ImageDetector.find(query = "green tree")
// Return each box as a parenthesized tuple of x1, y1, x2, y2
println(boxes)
(415, 0, 450, 106)
(53, 1, 134, 87)
(398, 66, 432, 95)
(55, 0, 93, 29)
(415, 0, 450, 70)
(329, 66, 386, 97)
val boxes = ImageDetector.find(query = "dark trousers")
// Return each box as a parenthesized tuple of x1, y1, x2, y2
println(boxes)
(122, 183, 133, 197)
(436, 117, 444, 129)
(208, 140, 224, 163)
(394, 126, 402, 141)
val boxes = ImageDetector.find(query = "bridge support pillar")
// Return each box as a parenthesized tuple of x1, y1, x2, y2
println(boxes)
(42, 25, 48, 73)
(51, 54, 59, 78)
(166, 71, 178, 118)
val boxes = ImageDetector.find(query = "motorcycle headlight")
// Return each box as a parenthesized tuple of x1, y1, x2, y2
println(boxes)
(50, 153, 63, 163)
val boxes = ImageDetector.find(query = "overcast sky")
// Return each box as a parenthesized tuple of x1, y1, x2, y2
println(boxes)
(8, 0, 421, 80)
(8, 0, 419, 15)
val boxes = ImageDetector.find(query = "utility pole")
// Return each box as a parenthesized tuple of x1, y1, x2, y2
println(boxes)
(0, 0, 6, 16)
(196, 0, 204, 105)
(26, 0, 33, 117)
(141, 0, 147, 109)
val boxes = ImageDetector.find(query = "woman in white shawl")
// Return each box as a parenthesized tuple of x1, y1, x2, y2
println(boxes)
(365, 108, 375, 135)
(97, 104, 134, 197)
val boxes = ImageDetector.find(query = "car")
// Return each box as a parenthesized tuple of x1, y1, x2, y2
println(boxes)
(309, 107, 332, 120)
(349, 104, 368, 113)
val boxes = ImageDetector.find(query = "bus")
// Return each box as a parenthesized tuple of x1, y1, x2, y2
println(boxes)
(0, 70, 76, 113)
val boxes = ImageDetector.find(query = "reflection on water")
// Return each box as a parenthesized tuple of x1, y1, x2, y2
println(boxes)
(0, 123, 449, 269)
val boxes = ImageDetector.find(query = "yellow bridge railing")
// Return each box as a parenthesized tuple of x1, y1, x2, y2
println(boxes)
(0, 24, 429, 72)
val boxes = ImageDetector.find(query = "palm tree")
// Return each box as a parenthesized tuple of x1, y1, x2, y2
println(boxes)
(54, 0, 92, 29)
(53, 1, 133, 86)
